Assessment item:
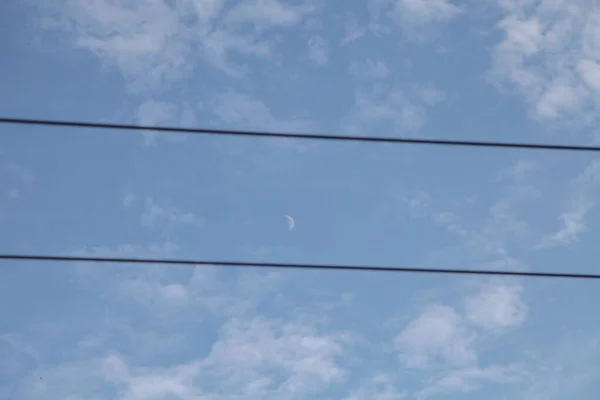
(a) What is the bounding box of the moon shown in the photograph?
[285,215,295,230]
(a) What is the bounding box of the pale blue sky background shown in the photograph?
[2,0,600,399]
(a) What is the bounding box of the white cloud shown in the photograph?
[393,278,529,397]
[162,283,188,300]
[369,0,462,40]
[19,354,204,400]
[535,82,585,119]
[122,193,136,209]
[394,304,477,368]
[307,35,329,65]
[5,163,33,183]
[48,0,193,92]
[578,59,600,91]
[402,190,432,217]
[141,197,202,228]
[499,160,537,182]
[38,0,316,91]
[344,374,407,400]
[413,83,447,105]
[417,364,525,398]
[421,160,539,268]
[17,314,352,400]
[226,0,315,27]
[432,211,468,236]
[391,0,462,26]
[490,1,600,121]
[137,99,176,126]
[76,324,188,362]
[67,241,181,290]
[342,83,445,134]
[70,246,284,318]
[0,334,41,374]
[136,99,194,146]
[538,159,600,248]
[341,14,366,46]
[117,278,189,306]
[521,336,600,400]
[349,59,389,79]
[465,281,527,332]
[71,242,180,259]
[213,90,315,132]
[211,90,318,154]
[203,317,350,396]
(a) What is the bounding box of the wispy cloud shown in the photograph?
[225,0,315,27]
[38,0,317,92]
[70,242,180,262]
[498,160,538,183]
[121,194,203,229]
[342,82,446,135]
[369,0,462,40]
[416,364,524,399]
[349,59,389,79]
[394,278,528,397]
[395,304,477,368]
[344,374,407,400]
[212,89,318,153]
[465,280,527,332]
[413,160,540,268]
[213,90,316,133]
[136,99,194,146]
[537,159,600,248]
[122,193,136,209]
[521,334,600,400]
[0,334,41,376]
[140,197,202,229]
[307,35,329,65]
[340,14,366,46]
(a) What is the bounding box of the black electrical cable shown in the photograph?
[2,117,600,152]
[1,254,599,280]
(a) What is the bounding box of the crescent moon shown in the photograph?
[285,215,295,230]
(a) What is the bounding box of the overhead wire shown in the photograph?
[2,117,600,152]
[1,116,599,280]
[1,254,599,280]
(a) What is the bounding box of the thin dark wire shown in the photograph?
[2,117,600,152]
[1,254,599,280]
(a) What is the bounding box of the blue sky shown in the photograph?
[2,0,600,398]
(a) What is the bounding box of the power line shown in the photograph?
[2,117,600,152]
[1,254,599,280]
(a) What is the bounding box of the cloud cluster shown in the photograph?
[349,59,390,79]
[212,90,316,133]
[8,249,355,399]
[38,0,316,91]
[342,82,446,135]
[20,316,351,400]
[491,0,600,122]
[7,2,600,400]
[122,194,203,230]
[369,0,462,40]
[307,35,329,65]
[395,280,527,397]
[537,159,600,248]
